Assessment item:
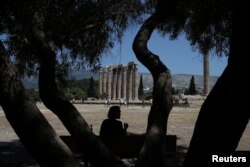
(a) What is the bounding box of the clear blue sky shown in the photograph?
[100,27,228,76]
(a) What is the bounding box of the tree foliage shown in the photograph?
[156,0,231,56]
[26,88,41,101]
[64,87,85,100]
[0,0,145,76]
[60,78,98,100]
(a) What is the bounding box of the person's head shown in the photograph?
[108,106,121,119]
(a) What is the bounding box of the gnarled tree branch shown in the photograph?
[31,12,125,167]
[132,1,178,167]
[184,4,249,166]
[0,41,80,167]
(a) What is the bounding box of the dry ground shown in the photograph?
[1,101,250,166]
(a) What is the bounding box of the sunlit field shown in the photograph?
[1,101,249,151]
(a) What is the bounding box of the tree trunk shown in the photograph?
[31,12,124,167]
[132,1,176,167]
[0,42,80,167]
[184,3,249,166]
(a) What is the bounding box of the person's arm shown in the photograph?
[123,122,129,134]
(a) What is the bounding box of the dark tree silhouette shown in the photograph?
[87,77,97,98]
[0,42,80,167]
[187,76,196,95]
[133,0,249,167]
[138,75,144,100]
[0,1,145,167]
[132,1,175,166]
[1,1,248,167]
[184,2,249,166]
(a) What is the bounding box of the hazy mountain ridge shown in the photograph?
[23,70,219,90]
[140,73,219,91]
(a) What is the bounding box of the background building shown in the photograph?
[99,62,138,101]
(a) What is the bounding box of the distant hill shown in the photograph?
[172,74,219,89]
[23,70,219,91]
[140,73,219,92]
[22,70,98,89]
[68,70,99,80]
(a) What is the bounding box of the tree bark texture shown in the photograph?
[184,3,249,166]
[31,12,124,167]
[0,42,80,167]
[132,1,177,167]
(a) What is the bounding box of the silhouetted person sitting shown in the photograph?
[100,106,128,136]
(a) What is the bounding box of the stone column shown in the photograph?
[126,65,130,100]
[121,66,127,99]
[99,68,103,99]
[112,67,117,100]
[102,68,107,96]
[117,65,122,99]
[133,63,138,100]
[127,63,133,101]
[107,66,112,99]
[131,63,135,100]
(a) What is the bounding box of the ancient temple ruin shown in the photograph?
[99,62,138,101]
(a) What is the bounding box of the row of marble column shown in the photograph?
[99,62,138,101]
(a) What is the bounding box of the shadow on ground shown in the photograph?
[0,140,187,167]
[0,140,38,167]
[164,145,187,167]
